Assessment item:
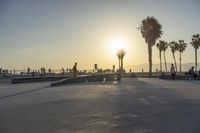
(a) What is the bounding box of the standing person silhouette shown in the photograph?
[170,64,176,79]
[190,66,197,79]
[72,62,78,77]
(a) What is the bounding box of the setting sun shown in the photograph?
[110,37,129,54]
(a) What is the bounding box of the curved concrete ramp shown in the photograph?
[50,73,121,87]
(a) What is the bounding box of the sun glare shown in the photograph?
[110,38,128,54]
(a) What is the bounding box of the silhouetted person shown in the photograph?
[62,68,65,73]
[32,71,35,77]
[156,68,158,72]
[170,64,176,79]
[72,62,78,77]
[131,72,136,78]
[61,68,65,76]
[27,67,30,74]
[190,66,197,80]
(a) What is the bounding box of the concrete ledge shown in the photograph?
[158,74,200,80]
[11,76,70,84]
[50,73,121,87]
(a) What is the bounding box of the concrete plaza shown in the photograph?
[0,78,200,133]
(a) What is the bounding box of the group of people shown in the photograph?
[170,64,199,80]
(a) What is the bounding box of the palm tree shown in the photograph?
[156,40,168,72]
[156,41,164,72]
[191,34,200,72]
[169,41,179,71]
[116,49,126,74]
[117,54,121,73]
[116,51,121,73]
[177,40,187,72]
[138,16,162,76]
[162,41,168,72]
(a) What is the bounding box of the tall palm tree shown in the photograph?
[156,41,164,72]
[162,41,168,72]
[191,34,200,72]
[156,40,168,72]
[116,52,121,72]
[177,40,187,72]
[138,16,162,76]
[116,49,126,74]
[169,41,179,71]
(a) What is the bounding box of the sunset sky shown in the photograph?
[1,0,200,71]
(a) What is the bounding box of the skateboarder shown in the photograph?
[73,62,78,77]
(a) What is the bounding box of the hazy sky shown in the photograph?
[1,0,200,70]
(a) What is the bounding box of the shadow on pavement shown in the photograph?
[0,86,49,100]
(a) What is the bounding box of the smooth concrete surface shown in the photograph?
[0,78,200,133]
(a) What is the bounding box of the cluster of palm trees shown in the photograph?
[139,16,200,76]
[116,49,126,74]
[156,40,168,72]
[156,40,187,73]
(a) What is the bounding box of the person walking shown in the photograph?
[190,66,197,80]
[72,62,78,77]
[170,64,176,79]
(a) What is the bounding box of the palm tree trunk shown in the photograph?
[195,49,197,73]
[172,52,177,72]
[121,58,123,73]
[179,52,181,72]
[148,45,152,76]
[159,50,162,72]
[164,51,167,72]
[118,58,121,72]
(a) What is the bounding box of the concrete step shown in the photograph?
[50,73,121,87]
